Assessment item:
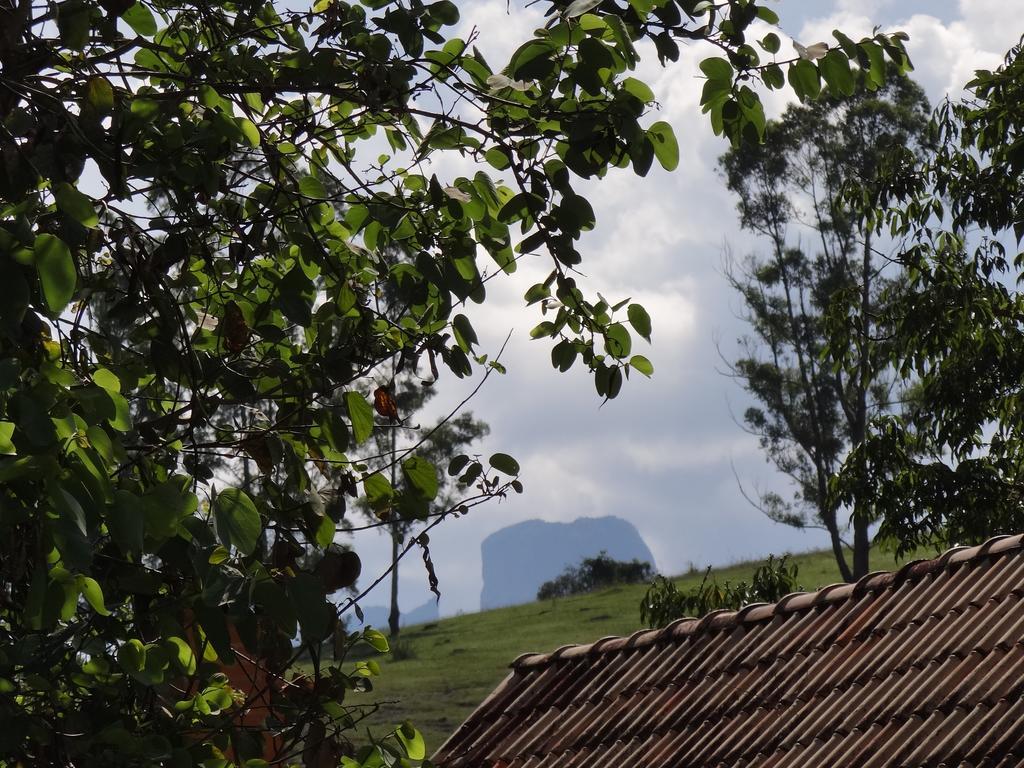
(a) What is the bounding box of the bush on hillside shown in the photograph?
[537,552,655,600]
[640,554,802,627]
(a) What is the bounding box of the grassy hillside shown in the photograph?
[337,546,923,752]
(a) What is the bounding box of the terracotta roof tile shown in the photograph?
[434,535,1024,767]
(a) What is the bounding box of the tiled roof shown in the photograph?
[433,534,1024,768]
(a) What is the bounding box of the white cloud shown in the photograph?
[957,0,1024,53]
[623,434,760,473]
[799,3,1023,102]
[455,1,546,70]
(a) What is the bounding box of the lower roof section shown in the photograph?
[433,534,1024,768]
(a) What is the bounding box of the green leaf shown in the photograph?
[489,452,520,475]
[498,191,542,224]
[402,456,439,500]
[34,234,77,314]
[565,0,600,17]
[254,579,298,637]
[397,723,426,760]
[57,0,91,50]
[48,572,79,622]
[363,627,390,652]
[92,367,120,393]
[647,121,679,172]
[86,77,115,113]
[193,606,235,664]
[165,637,197,675]
[213,487,261,555]
[314,514,335,549]
[763,64,785,90]
[86,424,113,464]
[238,118,260,147]
[345,391,374,444]
[277,265,315,326]
[77,576,110,616]
[122,2,157,36]
[699,57,733,82]
[629,354,654,377]
[760,33,781,54]
[448,454,470,476]
[0,422,15,456]
[524,282,551,304]
[139,643,170,685]
[627,303,652,342]
[530,321,556,339]
[820,49,855,96]
[788,59,821,100]
[607,365,623,399]
[831,29,858,57]
[557,194,596,233]
[484,148,510,170]
[199,85,222,110]
[54,183,98,227]
[551,339,576,372]
[118,639,147,672]
[108,490,144,559]
[299,176,327,199]
[287,573,333,642]
[622,77,654,103]
[363,473,394,511]
[860,41,887,88]
[452,313,478,352]
[604,322,631,358]
[142,479,197,542]
[106,390,132,432]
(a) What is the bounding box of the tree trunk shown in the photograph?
[853,515,870,579]
[388,418,400,637]
[388,526,400,637]
[773,231,851,582]
[825,505,853,582]
[850,228,873,580]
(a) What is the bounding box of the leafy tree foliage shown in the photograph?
[720,70,930,580]
[536,550,653,599]
[0,0,909,763]
[834,40,1024,554]
[640,554,800,627]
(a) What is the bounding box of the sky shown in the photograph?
[350,0,1024,619]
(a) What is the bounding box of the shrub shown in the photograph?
[390,637,418,662]
[640,555,801,627]
[537,552,655,600]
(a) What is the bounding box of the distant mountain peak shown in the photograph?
[480,516,656,610]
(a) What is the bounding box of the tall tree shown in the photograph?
[721,69,930,580]
[834,40,1024,553]
[352,245,490,636]
[359,373,489,637]
[0,0,910,762]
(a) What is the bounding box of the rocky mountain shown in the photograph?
[354,599,440,631]
[479,516,656,610]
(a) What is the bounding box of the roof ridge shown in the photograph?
[510,534,1024,670]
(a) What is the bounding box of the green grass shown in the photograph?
[335,545,925,752]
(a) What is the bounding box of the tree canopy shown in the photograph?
[0,0,910,764]
[721,69,931,580]
[834,39,1024,555]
